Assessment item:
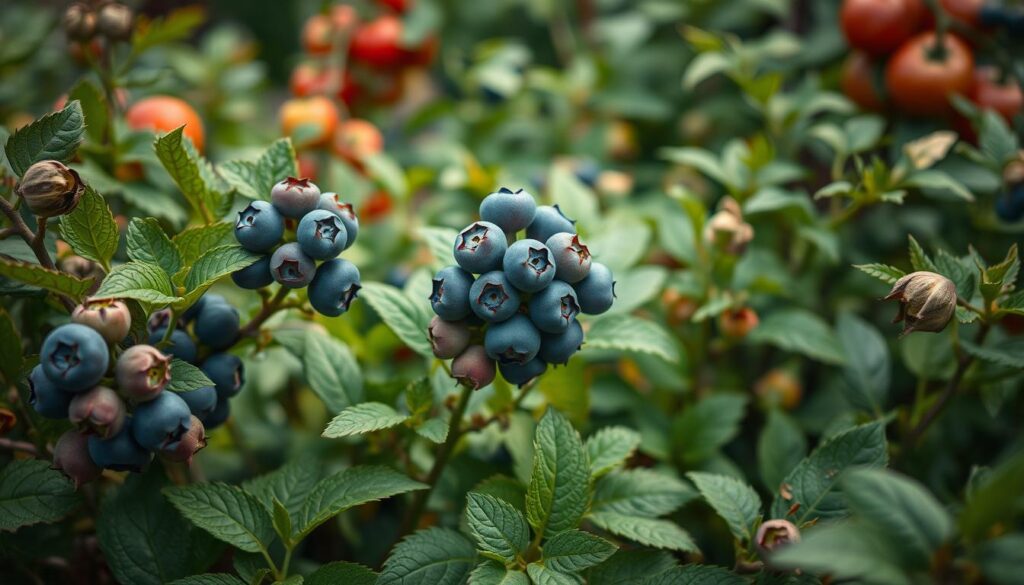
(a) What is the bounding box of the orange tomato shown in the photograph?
[755,370,803,410]
[302,14,334,55]
[350,16,405,68]
[360,190,393,222]
[290,63,329,97]
[332,119,384,166]
[126,96,206,153]
[841,52,886,111]
[279,96,340,148]
[719,307,759,339]
[885,32,973,116]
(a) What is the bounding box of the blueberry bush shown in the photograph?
[1,1,1024,584]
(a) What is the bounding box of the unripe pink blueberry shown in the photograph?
[52,430,102,488]
[72,299,132,344]
[428,316,472,359]
[161,415,207,465]
[755,519,800,560]
[545,232,592,284]
[116,345,171,401]
[270,176,321,219]
[451,345,496,390]
[68,386,126,439]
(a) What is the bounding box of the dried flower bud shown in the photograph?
[17,161,84,218]
[52,430,102,488]
[72,299,132,344]
[63,3,97,42]
[719,307,759,339]
[756,519,800,558]
[904,131,957,170]
[116,345,171,401]
[59,255,104,281]
[96,2,133,41]
[884,271,957,335]
[704,197,753,255]
[755,369,802,410]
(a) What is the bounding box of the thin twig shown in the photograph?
[0,197,75,311]
[0,437,40,456]
[239,287,290,338]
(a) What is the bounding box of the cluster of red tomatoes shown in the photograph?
[839,0,1021,125]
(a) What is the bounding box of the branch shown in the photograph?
[0,196,76,311]
[0,437,40,456]
[239,287,290,338]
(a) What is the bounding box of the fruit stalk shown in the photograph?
[0,195,75,311]
[239,286,290,339]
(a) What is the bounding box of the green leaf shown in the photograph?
[5,101,85,176]
[378,527,477,585]
[67,79,109,143]
[0,460,79,532]
[0,256,93,301]
[903,169,975,201]
[748,308,846,365]
[836,312,890,413]
[360,281,434,359]
[960,452,1024,542]
[219,138,298,201]
[169,575,246,585]
[242,455,321,521]
[586,426,641,478]
[907,235,938,273]
[416,226,459,268]
[541,530,617,573]
[960,339,1024,369]
[660,147,730,187]
[687,472,761,544]
[168,359,215,393]
[526,408,590,538]
[644,564,748,585]
[770,421,889,523]
[132,6,206,53]
[364,153,408,199]
[0,309,23,385]
[589,512,698,552]
[416,418,449,443]
[92,261,180,306]
[466,492,529,564]
[306,562,378,585]
[586,549,679,585]
[768,520,911,585]
[271,498,292,545]
[757,409,807,492]
[276,328,363,413]
[526,563,582,585]
[183,245,259,294]
[127,217,181,277]
[585,315,679,363]
[60,187,119,270]
[548,165,599,230]
[978,109,1019,164]
[854,263,906,285]
[842,468,952,567]
[172,222,235,265]
[163,483,275,553]
[322,402,409,438]
[295,466,426,540]
[469,561,529,585]
[972,534,1024,585]
[155,126,228,220]
[672,393,747,465]
[591,469,697,517]
[683,51,733,90]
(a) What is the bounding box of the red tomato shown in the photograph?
[942,0,985,28]
[350,16,405,68]
[332,119,384,166]
[841,0,926,56]
[970,66,1023,122]
[885,32,974,116]
[841,52,886,110]
[290,63,328,97]
[330,5,359,30]
[378,0,413,13]
[126,96,206,153]
[302,14,334,56]
[406,36,438,67]
[297,153,319,181]
[361,190,393,222]
[279,96,340,148]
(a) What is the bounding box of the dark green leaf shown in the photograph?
[0,460,79,532]
[585,315,679,363]
[542,529,617,573]
[466,492,529,564]
[127,217,181,277]
[306,562,378,585]
[853,263,906,285]
[59,185,119,269]
[172,222,235,265]
[836,312,890,412]
[168,359,215,393]
[526,408,590,537]
[92,261,179,306]
[591,469,697,517]
[378,527,477,585]
[155,126,228,221]
[672,393,747,465]
[586,426,641,478]
[5,101,84,176]
[0,309,22,385]
[0,256,93,300]
[757,409,807,492]
[322,402,409,438]
[242,454,321,520]
[360,281,434,359]
[163,483,275,553]
[749,309,846,365]
[589,513,698,552]
[687,472,762,544]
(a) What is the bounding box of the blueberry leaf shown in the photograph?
[0,256,93,302]
[220,138,298,201]
[588,512,698,552]
[275,328,363,413]
[0,459,79,532]
[92,261,180,307]
[377,527,477,585]
[172,221,235,265]
[168,359,215,393]
[168,575,246,585]
[154,126,230,221]
[586,426,641,478]
[584,315,679,363]
[469,561,529,585]
[59,185,119,270]
[305,562,378,585]
[748,308,846,365]
[127,217,182,277]
[163,483,275,553]
[465,492,529,564]
[359,281,434,359]
[526,408,590,538]
[686,472,762,544]
[591,469,697,517]
[541,529,617,573]
[322,402,409,439]
[242,453,321,520]
[4,101,84,177]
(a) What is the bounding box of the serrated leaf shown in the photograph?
[0,460,79,532]
[416,226,459,268]
[305,562,377,585]
[59,185,119,269]
[290,328,364,412]
[378,527,477,585]
[127,218,181,276]
[586,426,641,478]
[526,408,590,538]
[242,454,321,520]
[748,309,846,365]
[586,549,679,585]
[542,529,617,573]
[169,575,246,585]
[585,315,679,363]
[271,498,291,545]
[360,281,434,359]
[416,418,449,443]
[172,222,235,265]
[219,138,298,201]
[836,312,890,413]
[183,245,258,293]
[589,513,698,552]
[672,393,747,465]
[5,101,84,176]
[526,563,582,585]
[470,561,529,585]
[132,6,205,54]
[758,409,807,493]
[768,520,910,585]
[0,256,93,300]
[68,79,109,143]
[155,126,228,221]
[163,483,275,553]
[644,564,747,585]
[959,339,1024,369]
[168,359,214,393]
[854,263,906,285]
[322,402,409,438]
[591,469,697,517]
[687,472,762,544]
[92,261,179,306]
[908,235,938,273]
[466,492,529,564]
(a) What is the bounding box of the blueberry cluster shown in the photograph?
[428,188,615,389]
[28,300,208,487]
[232,177,362,317]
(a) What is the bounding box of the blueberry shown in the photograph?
[181,295,207,322]
[88,421,152,472]
[234,200,285,252]
[318,192,359,249]
[68,386,126,439]
[502,239,555,292]
[162,415,207,464]
[175,386,218,420]
[499,357,547,387]
[484,314,541,365]
[28,365,72,419]
[148,308,176,332]
[546,232,592,283]
[40,323,110,393]
[574,262,615,315]
[454,221,508,274]
[430,266,475,320]
[428,316,471,359]
[451,345,496,390]
[71,299,131,344]
[297,209,348,260]
[538,320,583,365]
[526,205,575,242]
[194,300,240,350]
[270,242,316,288]
[148,328,198,363]
[309,258,361,317]
[574,159,600,187]
[528,281,580,334]
[270,176,321,219]
[231,254,275,289]
[132,390,192,451]
[116,345,172,402]
[203,397,231,429]
[53,430,101,487]
[479,187,538,233]
[202,353,244,399]
[995,188,1024,222]
[469,271,521,323]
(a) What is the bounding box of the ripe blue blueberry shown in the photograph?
[451,345,496,390]
[309,258,361,317]
[69,386,126,439]
[203,396,231,429]
[149,328,198,363]
[573,262,615,315]
[270,242,316,288]
[469,271,521,323]
[176,386,218,420]
[546,232,592,283]
[40,323,110,393]
[194,300,240,350]
[479,187,537,233]
[484,314,541,365]
[454,221,508,274]
[526,205,575,242]
[234,200,285,252]
[318,192,359,249]
[428,316,471,359]
[297,209,348,260]
[182,294,223,322]
[53,430,101,487]
[270,176,321,219]
[87,421,152,472]
[430,265,474,320]
[28,365,72,419]
[202,353,245,399]
[528,281,580,334]
[502,239,555,292]
[499,357,547,387]
[995,188,1024,222]
[538,320,584,365]
[131,390,192,451]
[232,254,275,289]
